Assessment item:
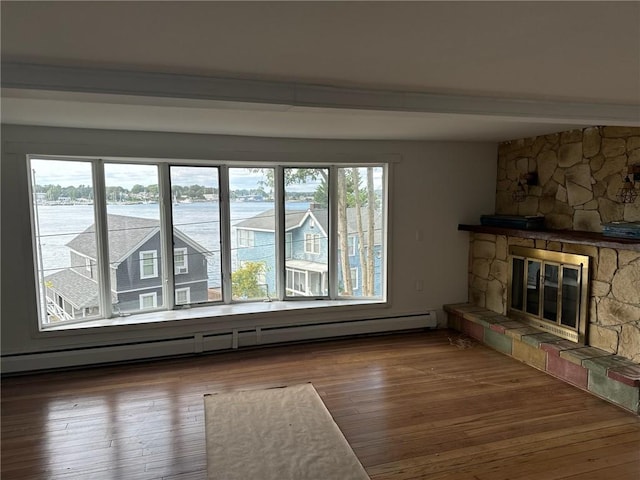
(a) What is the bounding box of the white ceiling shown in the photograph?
[1,1,639,142]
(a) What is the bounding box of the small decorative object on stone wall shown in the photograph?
[617,164,640,203]
[512,171,537,203]
[512,179,527,202]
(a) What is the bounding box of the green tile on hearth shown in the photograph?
[484,328,512,355]
[505,326,542,340]
[588,370,640,414]
[560,347,611,366]
[583,355,636,376]
[521,332,562,348]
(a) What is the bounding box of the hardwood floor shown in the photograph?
[2,330,639,479]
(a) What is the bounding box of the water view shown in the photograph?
[35,201,309,288]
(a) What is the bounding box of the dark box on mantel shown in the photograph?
[602,221,640,239]
[480,215,545,230]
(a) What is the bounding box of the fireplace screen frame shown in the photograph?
[508,246,590,344]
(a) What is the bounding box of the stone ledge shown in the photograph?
[443,303,640,414]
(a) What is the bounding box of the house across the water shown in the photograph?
[234,206,383,298]
[44,214,210,321]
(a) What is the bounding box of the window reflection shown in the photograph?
[526,260,540,315]
[543,264,559,322]
[511,258,524,310]
[561,268,579,328]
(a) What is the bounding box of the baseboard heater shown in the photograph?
[1,312,437,374]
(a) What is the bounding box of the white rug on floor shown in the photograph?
[204,383,370,480]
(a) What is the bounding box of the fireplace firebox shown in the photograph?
[508,247,590,344]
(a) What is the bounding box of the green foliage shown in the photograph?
[344,169,368,207]
[232,261,268,299]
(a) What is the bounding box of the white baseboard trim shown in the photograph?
[1,312,437,374]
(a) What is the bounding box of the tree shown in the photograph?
[352,168,369,295]
[232,261,267,299]
[146,184,159,199]
[337,169,353,295]
[366,167,376,294]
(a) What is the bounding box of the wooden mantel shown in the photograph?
[458,224,640,252]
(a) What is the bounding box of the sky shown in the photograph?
[30,158,383,193]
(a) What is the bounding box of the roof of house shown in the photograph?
[44,269,116,309]
[67,214,209,263]
[234,209,329,233]
[235,207,382,244]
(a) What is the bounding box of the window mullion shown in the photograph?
[92,159,112,319]
[158,163,175,310]
[219,166,232,303]
[328,166,338,299]
[275,166,285,300]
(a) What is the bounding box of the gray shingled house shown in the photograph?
[44,214,210,321]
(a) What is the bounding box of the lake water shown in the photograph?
[34,201,309,286]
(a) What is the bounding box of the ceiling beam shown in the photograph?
[3,62,639,126]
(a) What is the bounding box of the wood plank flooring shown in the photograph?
[2,330,639,479]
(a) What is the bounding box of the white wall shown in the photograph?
[0,125,496,368]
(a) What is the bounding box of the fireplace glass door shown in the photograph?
[508,247,589,344]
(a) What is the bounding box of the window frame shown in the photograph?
[350,267,359,290]
[139,292,158,310]
[139,250,159,280]
[348,235,357,257]
[285,232,293,259]
[304,233,321,255]
[174,247,188,275]
[237,229,255,248]
[175,287,190,305]
[28,156,389,329]
[285,268,308,296]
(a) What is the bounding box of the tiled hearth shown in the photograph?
[444,303,640,414]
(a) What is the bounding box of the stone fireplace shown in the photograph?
[446,126,640,414]
[471,126,640,361]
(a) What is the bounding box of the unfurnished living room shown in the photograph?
[1,2,639,479]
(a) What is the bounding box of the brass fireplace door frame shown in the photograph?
[508,246,590,344]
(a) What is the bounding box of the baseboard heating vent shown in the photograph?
[2,312,438,373]
[233,312,438,348]
[1,337,195,374]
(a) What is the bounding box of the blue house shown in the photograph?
[234,207,382,298]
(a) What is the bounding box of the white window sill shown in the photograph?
[40,298,387,333]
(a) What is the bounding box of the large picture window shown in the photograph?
[29,158,387,329]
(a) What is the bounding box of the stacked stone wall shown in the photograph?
[496,126,640,230]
